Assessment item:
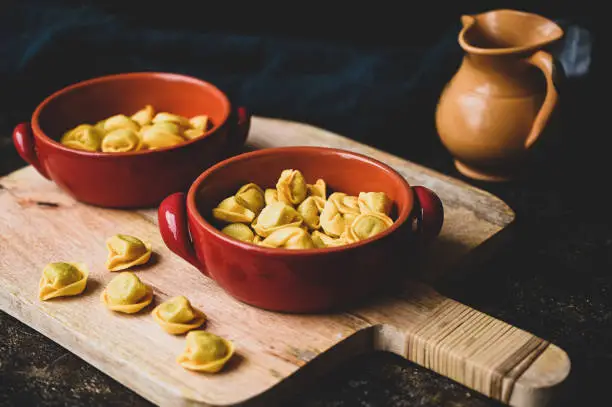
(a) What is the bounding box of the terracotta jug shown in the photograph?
[435,9,564,181]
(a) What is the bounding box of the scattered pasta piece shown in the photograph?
[105,234,152,271]
[101,271,153,313]
[177,331,235,373]
[152,295,206,335]
[39,262,89,301]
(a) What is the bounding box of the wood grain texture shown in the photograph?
[0,116,569,407]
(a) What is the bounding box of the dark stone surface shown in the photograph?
[0,1,603,407]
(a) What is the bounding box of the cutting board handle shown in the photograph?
[373,287,571,406]
[158,192,208,275]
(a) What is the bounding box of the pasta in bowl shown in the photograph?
[210,168,397,249]
[60,105,213,153]
[12,72,251,208]
[158,146,444,313]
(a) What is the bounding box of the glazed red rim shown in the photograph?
[30,72,231,157]
[186,146,415,255]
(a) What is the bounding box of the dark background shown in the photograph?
[0,1,604,406]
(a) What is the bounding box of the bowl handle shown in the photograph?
[411,186,444,242]
[227,106,251,150]
[12,122,51,180]
[158,192,209,276]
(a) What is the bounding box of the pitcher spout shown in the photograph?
[461,15,476,29]
[459,9,564,55]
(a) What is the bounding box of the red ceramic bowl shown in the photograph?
[12,72,251,208]
[158,146,444,313]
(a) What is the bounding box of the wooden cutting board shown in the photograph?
[0,116,570,407]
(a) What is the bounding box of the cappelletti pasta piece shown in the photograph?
[152,295,206,335]
[358,192,392,215]
[213,197,256,224]
[328,192,360,215]
[131,104,155,126]
[177,331,235,373]
[38,262,89,301]
[94,119,107,133]
[251,201,302,237]
[102,128,142,153]
[140,123,185,149]
[276,169,308,206]
[345,212,394,243]
[60,124,103,152]
[105,234,152,271]
[260,226,315,249]
[307,179,326,199]
[146,121,182,136]
[104,114,140,132]
[311,231,348,248]
[189,115,209,130]
[152,112,191,128]
[297,196,325,230]
[221,223,255,243]
[264,188,279,205]
[319,192,361,236]
[183,128,205,140]
[319,199,355,237]
[234,183,265,215]
[101,271,153,314]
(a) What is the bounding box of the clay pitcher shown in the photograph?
[435,9,564,181]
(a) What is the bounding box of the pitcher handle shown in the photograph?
[524,50,558,149]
